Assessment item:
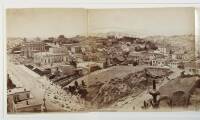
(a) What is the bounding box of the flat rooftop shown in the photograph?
[8,87,30,95]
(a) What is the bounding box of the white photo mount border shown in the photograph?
[1,1,200,120]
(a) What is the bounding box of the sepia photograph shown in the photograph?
[6,7,200,113]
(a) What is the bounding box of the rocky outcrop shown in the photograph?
[92,69,171,108]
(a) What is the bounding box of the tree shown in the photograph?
[150,43,158,50]
[81,80,86,87]
[68,86,72,94]
[54,67,60,76]
[78,88,88,98]
[69,86,76,95]
[135,46,142,51]
[58,35,65,39]
[70,60,77,68]
[144,45,148,51]
[169,50,174,54]
[178,62,184,69]
[132,61,138,66]
[74,81,79,88]
[181,71,185,77]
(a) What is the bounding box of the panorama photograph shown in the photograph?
[6,8,200,112]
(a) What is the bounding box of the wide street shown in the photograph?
[7,57,64,112]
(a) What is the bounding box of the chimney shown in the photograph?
[24,88,26,91]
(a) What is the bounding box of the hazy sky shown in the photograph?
[196,8,200,53]
[88,8,195,37]
[7,8,88,38]
[7,8,195,38]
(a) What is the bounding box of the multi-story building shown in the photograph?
[21,41,46,58]
[49,47,68,54]
[158,47,167,55]
[151,58,167,67]
[61,43,90,53]
[8,87,31,104]
[33,52,68,65]
[167,60,180,68]
[7,87,43,112]
[128,51,165,65]
[77,61,104,73]
[71,46,82,53]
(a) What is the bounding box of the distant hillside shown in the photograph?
[7,37,23,41]
[90,32,195,48]
[91,31,141,38]
[143,34,195,48]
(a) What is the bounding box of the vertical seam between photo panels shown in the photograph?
[2,4,6,119]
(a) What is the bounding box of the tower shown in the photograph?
[149,80,160,108]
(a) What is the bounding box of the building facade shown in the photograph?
[7,87,43,112]
[49,47,68,54]
[21,41,46,58]
[33,52,68,65]
[151,58,167,67]
[8,87,31,104]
